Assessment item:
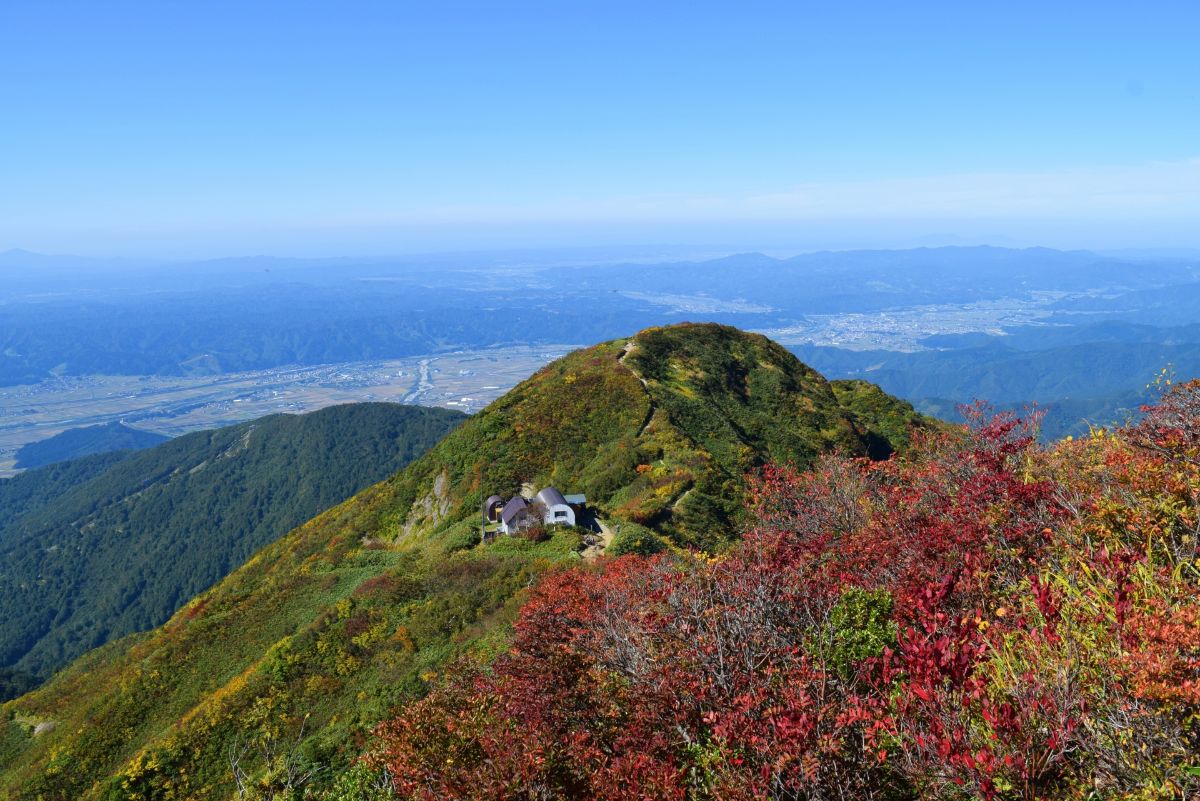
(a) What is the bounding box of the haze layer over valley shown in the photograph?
[4,244,1199,473]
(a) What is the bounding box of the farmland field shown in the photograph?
[0,344,573,477]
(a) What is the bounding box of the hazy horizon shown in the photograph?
[6,225,1200,264]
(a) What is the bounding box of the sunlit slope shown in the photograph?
[0,323,933,800]
[381,323,924,549]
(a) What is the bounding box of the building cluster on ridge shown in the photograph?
[482,486,587,539]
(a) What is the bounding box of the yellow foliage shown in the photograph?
[392,625,416,653]
[351,619,391,650]
[335,652,361,676]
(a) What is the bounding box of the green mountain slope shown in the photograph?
[0,403,464,689]
[0,324,933,800]
[383,323,927,552]
[0,452,132,532]
[13,422,170,469]
[831,378,936,456]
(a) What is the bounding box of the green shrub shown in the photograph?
[441,526,479,554]
[318,761,395,800]
[828,587,896,679]
[607,523,666,557]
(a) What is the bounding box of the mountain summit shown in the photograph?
[385,322,929,550]
[0,323,932,799]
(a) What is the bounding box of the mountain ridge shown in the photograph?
[13,421,169,469]
[0,323,936,799]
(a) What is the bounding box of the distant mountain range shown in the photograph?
[2,245,1196,384]
[4,244,1200,446]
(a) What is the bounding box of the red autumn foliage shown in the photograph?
[370,389,1200,800]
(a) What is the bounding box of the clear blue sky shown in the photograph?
[2,1,1198,256]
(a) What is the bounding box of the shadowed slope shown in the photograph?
[0,403,464,687]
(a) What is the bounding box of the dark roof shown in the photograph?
[483,494,504,521]
[500,496,528,525]
[535,487,568,508]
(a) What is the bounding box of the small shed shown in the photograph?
[483,494,504,523]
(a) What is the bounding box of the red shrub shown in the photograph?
[371,400,1200,799]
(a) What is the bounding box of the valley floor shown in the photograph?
[0,345,575,477]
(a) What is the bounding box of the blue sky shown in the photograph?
[1,1,1198,256]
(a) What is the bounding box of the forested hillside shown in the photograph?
[0,324,931,799]
[0,452,130,532]
[0,403,464,690]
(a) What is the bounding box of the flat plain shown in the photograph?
[0,344,573,477]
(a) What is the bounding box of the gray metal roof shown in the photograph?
[563,493,587,505]
[535,487,568,508]
[500,496,528,525]
[483,494,504,521]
